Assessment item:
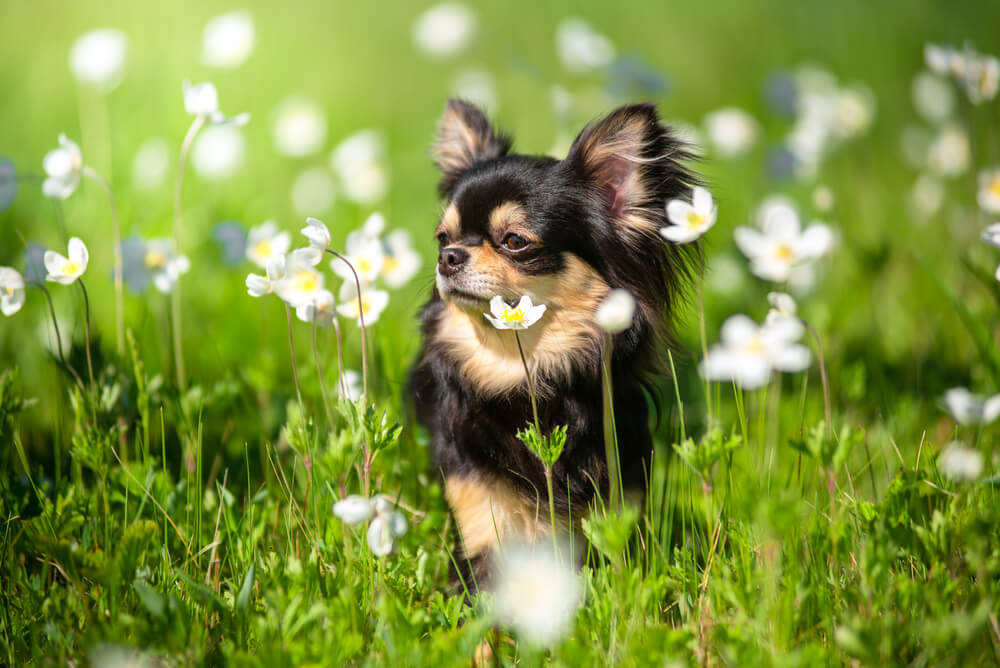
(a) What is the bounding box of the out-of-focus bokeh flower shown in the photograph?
[556,17,614,74]
[451,68,497,113]
[909,174,945,222]
[938,442,984,482]
[295,289,337,327]
[367,496,408,556]
[69,28,127,92]
[273,96,327,157]
[703,107,758,158]
[595,289,635,334]
[123,237,189,294]
[495,543,582,647]
[192,124,247,180]
[911,71,955,124]
[812,184,834,213]
[701,314,810,390]
[246,222,291,269]
[42,134,83,199]
[942,387,1000,426]
[212,222,248,265]
[337,280,389,325]
[330,130,388,205]
[274,250,325,307]
[183,81,249,126]
[333,494,376,524]
[291,168,336,215]
[0,267,26,316]
[925,43,966,78]
[132,137,170,190]
[331,232,385,284]
[977,167,1000,213]
[44,237,89,285]
[412,3,476,59]
[962,53,999,104]
[926,124,970,178]
[301,217,331,251]
[202,10,255,70]
[381,230,422,288]
[339,369,362,401]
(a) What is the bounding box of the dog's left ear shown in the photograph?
[566,104,688,223]
[432,99,511,197]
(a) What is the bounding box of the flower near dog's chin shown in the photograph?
[301,217,331,251]
[495,543,583,647]
[246,221,291,269]
[977,168,1000,214]
[42,134,83,200]
[337,280,389,325]
[942,387,1000,426]
[937,442,983,482]
[595,289,635,334]
[484,295,546,330]
[700,314,810,390]
[69,28,127,92]
[246,256,287,298]
[661,186,717,244]
[381,230,422,288]
[0,267,26,316]
[273,251,325,307]
[44,237,89,285]
[295,289,336,327]
[333,495,375,524]
[734,198,833,283]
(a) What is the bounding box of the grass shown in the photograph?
[2,0,1000,664]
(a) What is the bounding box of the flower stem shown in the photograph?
[78,280,98,426]
[41,286,85,391]
[697,263,713,425]
[285,303,304,409]
[331,313,347,399]
[600,332,623,510]
[324,249,368,402]
[171,115,206,390]
[312,316,334,428]
[804,321,833,436]
[514,331,540,433]
[82,166,124,356]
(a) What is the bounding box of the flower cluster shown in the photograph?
[701,311,811,390]
[925,43,999,105]
[332,494,408,556]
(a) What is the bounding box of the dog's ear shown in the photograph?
[432,99,511,196]
[566,104,690,225]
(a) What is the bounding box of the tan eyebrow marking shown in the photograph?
[488,201,533,240]
[437,202,461,240]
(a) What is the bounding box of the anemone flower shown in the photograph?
[0,267,26,316]
[44,237,89,285]
[484,295,546,330]
[661,186,717,244]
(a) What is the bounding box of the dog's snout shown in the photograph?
[438,247,469,277]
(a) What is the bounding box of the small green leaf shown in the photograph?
[236,562,255,618]
[134,581,165,620]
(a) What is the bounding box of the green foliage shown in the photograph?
[516,422,567,469]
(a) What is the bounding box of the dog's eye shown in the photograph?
[502,233,530,252]
[436,232,448,246]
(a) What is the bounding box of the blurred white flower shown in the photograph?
[191,124,247,180]
[701,314,811,390]
[339,369,362,401]
[900,124,932,170]
[132,137,170,191]
[942,387,1000,425]
[183,80,249,126]
[812,185,834,213]
[246,222,291,269]
[834,84,876,139]
[977,168,1000,213]
[412,3,476,59]
[451,68,498,113]
[333,494,375,524]
[291,168,337,215]
[295,289,337,327]
[360,211,387,238]
[202,10,255,70]
[925,43,966,78]
[911,72,955,124]
[661,186,717,244]
[302,217,331,251]
[556,17,615,74]
[69,28,127,92]
[963,53,999,105]
[273,96,327,157]
[367,504,408,556]
[595,289,635,334]
[734,199,833,283]
[0,267,26,316]
[704,108,758,158]
[981,222,1000,248]
[926,124,970,178]
[495,544,582,647]
[337,280,389,325]
[330,130,388,205]
[274,250,325,307]
[381,230,422,288]
[88,643,151,668]
[484,295,546,330]
[142,238,190,294]
[42,134,83,200]
[938,442,984,482]
[44,237,89,285]
[765,291,797,323]
[909,173,945,222]
[331,232,385,284]
[246,255,287,297]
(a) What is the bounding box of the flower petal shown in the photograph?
[44,251,67,277]
[733,227,768,259]
[719,314,758,345]
[797,223,834,259]
[692,186,713,213]
[660,225,700,244]
[68,237,89,268]
[665,200,692,226]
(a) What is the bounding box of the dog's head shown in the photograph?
[428,99,699,395]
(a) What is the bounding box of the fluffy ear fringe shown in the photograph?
[432,99,511,196]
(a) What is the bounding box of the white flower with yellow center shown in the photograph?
[273,250,325,308]
[734,198,833,283]
[142,238,190,294]
[331,232,385,284]
[246,255,287,298]
[44,237,89,285]
[296,289,337,327]
[42,134,83,200]
[484,295,546,330]
[963,54,999,105]
[0,267,26,316]
[246,221,291,269]
[495,543,582,647]
[381,230,422,288]
[337,280,389,325]
[661,186,717,244]
[977,168,1000,214]
[700,314,810,390]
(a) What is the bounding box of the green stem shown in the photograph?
[78,280,98,427]
[514,331,540,432]
[41,286,85,391]
[544,466,559,558]
[600,332,622,510]
[285,303,304,409]
[323,249,369,402]
[312,315,334,428]
[82,165,124,356]
[697,263,712,425]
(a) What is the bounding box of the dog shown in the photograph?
[411,99,699,591]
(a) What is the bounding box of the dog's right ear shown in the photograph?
[432,99,511,196]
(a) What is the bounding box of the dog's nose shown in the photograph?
[438,247,469,277]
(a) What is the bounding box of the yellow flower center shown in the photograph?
[744,337,765,356]
[685,211,706,229]
[773,243,795,262]
[383,256,399,273]
[62,261,80,276]
[293,270,318,293]
[253,240,272,259]
[989,175,1000,198]
[358,257,373,275]
[501,308,525,323]
[144,250,167,268]
[4,286,12,294]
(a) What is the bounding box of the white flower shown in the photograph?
[69,28,127,92]
[412,3,476,59]
[273,250,325,307]
[926,124,970,178]
[273,96,327,157]
[183,80,220,117]
[202,11,255,70]
[132,137,170,190]
[330,130,388,205]
[595,289,635,334]
[833,84,875,138]
[337,280,389,325]
[191,124,247,180]
[291,168,336,215]
[700,314,811,390]
[911,72,954,124]
[556,17,615,74]
[765,291,797,325]
[44,237,89,285]
[42,134,83,200]
[296,289,337,327]
[942,387,1000,426]
[141,239,190,294]
[925,43,966,78]
[246,255,287,298]
[909,173,945,221]
[811,185,834,213]
[982,223,1000,249]
[938,442,984,482]
[734,199,833,282]
[360,212,387,239]
[367,507,408,556]
[661,186,717,244]
[495,544,582,647]
[381,230,422,288]
[964,54,999,105]
[977,168,1000,214]
[704,108,758,158]
[451,68,498,113]
[246,222,291,269]
[301,217,331,251]
[339,370,362,401]
[333,495,375,524]
[331,233,385,284]
[484,295,546,330]
[0,267,26,316]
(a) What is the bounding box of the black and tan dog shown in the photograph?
[411,99,698,591]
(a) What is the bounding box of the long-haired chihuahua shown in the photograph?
[411,99,699,591]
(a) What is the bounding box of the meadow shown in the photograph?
[2,0,1000,665]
